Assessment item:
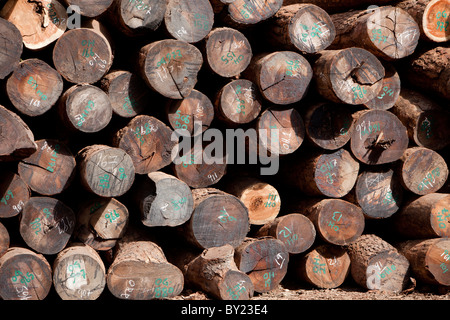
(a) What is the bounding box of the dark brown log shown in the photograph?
[0,247,52,300]
[6,58,64,117]
[0,171,31,218]
[0,105,37,162]
[0,0,67,50]
[282,0,394,14]
[183,188,249,249]
[256,214,316,254]
[390,88,450,151]
[350,110,409,165]
[267,4,336,54]
[113,115,176,174]
[293,244,351,289]
[397,238,450,286]
[234,237,289,293]
[52,243,107,300]
[330,6,420,60]
[75,197,129,251]
[363,63,401,110]
[224,0,283,28]
[214,79,262,127]
[243,51,313,105]
[0,222,9,257]
[138,39,203,99]
[0,17,22,79]
[398,147,449,196]
[204,27,252,78]
[18,139,76,196]
[393,193,450,239]
[19,196,76,255]
[64,0,113,18]
[77,144,136,197]
[53,27,114,84]
[347,234,410,292]
[313,48,385,105]
[100,70,152,118]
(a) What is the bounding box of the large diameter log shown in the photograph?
[77,144,135,197]
[53,243,106,300]
[347,234,410,292]
[6,59,64,117]
[138,39,203,99]
[363,63,401,111]
[225,0,283,27]
[164,0,214,43]
[18,139,76,196]
[397,238,450,286]
[0,247,52,300]
[0,106,37,162]
[313,48,385,105]
[183,188,249,249]
[0,17,22,79]
[1,0,67,50]
[350,110,409,165]
[0,222,9,257]
[243,51,312,105]
[113,115,176,174]
[0,171,31,218]
[256,214,316,254]
[267,4,336,54]
[330,6,420,61]
[282,0,394,14]
[234,237,289,293]
[75,197,129,251]
[390,88,450,151]
[64,0,113,17]
[398,147,449,196]
[53,27,113,84]
[393,193,450,239]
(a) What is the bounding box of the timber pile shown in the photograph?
[0,0,449,301]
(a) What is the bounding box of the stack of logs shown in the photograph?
[0,0,449,300]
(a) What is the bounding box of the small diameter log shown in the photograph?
[64,0,113,18]
[0,105,37,162]
[0,17,22,79]
[234,237,289,293]
[303,102,355,151]
[19,197,76,255]
[183,244,255,300]
[363,63,401,111]
[294,244,351,289]
[0,171,31,218]
[77,144,135,197]
[0,247,52,300]
[225,0,283,28]
[243,51,312,105]
[393,193,450,239]
[101,70,152,118]
[330,6,420,61]
[282,0,394,14]
[284,149,359,198]
[353,168,403,219]
[183,188,249,249]
[6,59,64,117]
[347,234,410,292]
[58,84,113,133]
[134,172,194,227]
[267,4,336,54]
[398,147,449,196]
[107,239,184,300]
[53,243,107,300]
[18,139,76,196]
[223,177,280,225]
[166,89,215,136]
[256,214,316,254]
[0,222,9,257]
[397,238,450,286]
[313,48,385,105]
[138,39,203,99]
[350,110,409,165]
[205,27,252,78]
[113,115,176,174]
[75,197,129,251]
[0,0,67,50]
[390,88,450,151]
[53,27,113,84]
[164,0,214,43]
